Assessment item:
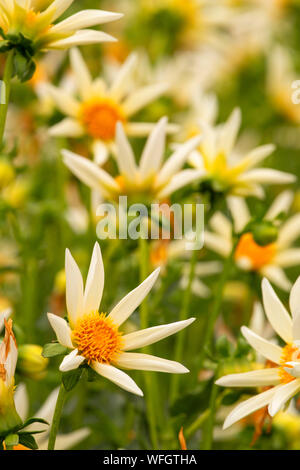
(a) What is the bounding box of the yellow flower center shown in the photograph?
[72,312,123,364]
[234,233,276,271]
[279,344,300,384]
[80,99,126,141]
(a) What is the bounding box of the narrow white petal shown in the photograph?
[260,265,291,292]
[122,318,195,351]
[49,30,117,49]
[51,10,123,34]
[115,352,189,374]
[209,212,232,240]
[122,83,168,117]
[92,141,109,166]
[49,118,84,137]
[110,53,137,101]
[14,384,29,422]
[278,214,300,248]
[223,386,280,429]
[265,190,293,221]
[62,149,120,195]
[262,278,293,343]
[268,380,300,416]
[115,122,137,181]
[284,362,300,378]
[216,368,280,387]
[249,302,265,336]
[92,362,143,396]
[43,84,79,117]
[242,144,275,170]
[290,275,300,319]
[240,168,296,184]
[83,242,104,314]
[275,249,300,267]
[0,308,11,333]
[47,313,73,349]
[65,248,84,326]
[227,196,250,234]
[139,117,167,181]
[59,349,85,372]
[44,0,74,22]
[155,135,202,188]
[108,268,160,326]
[219,108,241,155]
[156,169,204,199]
[241,326,283,364]
[69,48,92,100]
[53,428,90,450]
[204,231,232,257]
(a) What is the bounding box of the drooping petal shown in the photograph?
[260,265,291,292]
[65,248,84,326]
[83,242,104,314]
[50,428,90,451]
[209,212,232,240]
[241,326,282,364]
[114,352,189,373]
[59,349,85,372]
[227,196,250,234]
[108,268,160,326]
[122,318,195,351]
[47,313,73,349]
[204,231,232,257]
[216,368,280,387]
[261,278,293,343]
[268,380,300,417]
[223,386,280,429]
[92,362,143,396]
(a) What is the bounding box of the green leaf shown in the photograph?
[13,52,36,82]
[19,417,49,430]
[18,433,38,450]
[5,434,19,447]
[62,367,82,391]
[42,342,68,358]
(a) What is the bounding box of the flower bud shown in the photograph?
[0,160,15,189]
[252,221,278,246]
[17,344,48,380]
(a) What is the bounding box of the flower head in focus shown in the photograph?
[0,0,122,80]
[188,108,295,198]
[47,48,175,165]
[62,118,203,203]
[47,242,195,396]
[205,191,300,291]
[216,276,300,429]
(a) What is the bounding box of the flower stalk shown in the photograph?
[47,382,68,450]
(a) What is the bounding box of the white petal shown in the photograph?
[49,118,84,137]
[216,368,280,387]
[115,122,137,182]
[44,0,74,22]
[268,380,300,416]
[83,242,104,314]
[219,108,241,155]
[114,352,189,373]
[43,84,79,117]
[62,149,120,195]
[209,212,232,240]
[240,168,296,184]
[47,313,73,349]
[122,318,195,351]
[260,265,291,292]
[122,83,168,117]
[264,190,293,221]
[290,275,300,319]
[249,302,265,336]
[262,278,293,343]
[59,349,85,372]
[241,326,282,364]
[139,117,167,181]
[92,362,143,396]
[14,383,29,422]
[242,144,275,170]
[53,428,90,450]
[109,53,137,101]
[223,386,280,429]
[155,135,202,188]
[126,122,179,137]
[0,308,11,333]
[278,214,300,248]
[204,231,232,257]
[51,10,123,34]
[49,30,117,49]
[69,48,92,100]
[274,249,300,267]
[156,169,204,199]
[65,248,84,326]
[227,196,250,233]
[284,362,300,378]
[108,268,160,326]
[92,141,109,166]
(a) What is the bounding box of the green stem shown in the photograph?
[47,382,68,450]
[195,239,238,376]
[202,366,220,450]
[138,236,158,449]
[0,50,14,145]
[170,249,198,402]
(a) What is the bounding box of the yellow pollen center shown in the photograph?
[80,99,126,141]
[279,344,300,384]
[72,312,123,364]
[234,233,276,270]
